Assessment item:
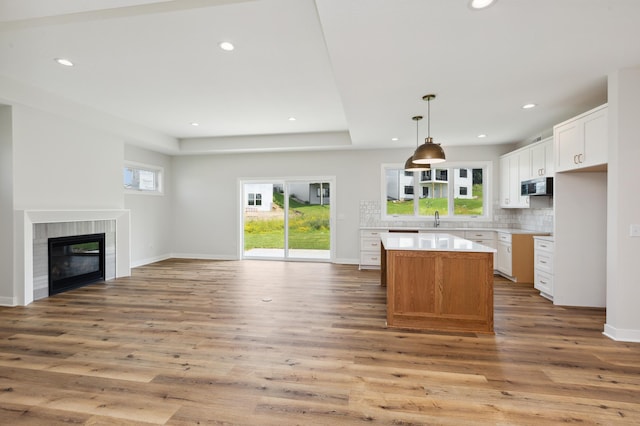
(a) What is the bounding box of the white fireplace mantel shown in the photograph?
[13,209,131,306]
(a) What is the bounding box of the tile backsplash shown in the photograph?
[360,199,553,233]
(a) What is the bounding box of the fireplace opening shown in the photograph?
[48,233,106,296]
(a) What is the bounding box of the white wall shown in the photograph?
[4,105,127,305]
[0,106,14,304]
[606,67,640,341]
[171,145,505,263]
[12,105,124,210]
[124,144,173,266]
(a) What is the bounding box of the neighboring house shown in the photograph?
[413,168,473,199]
[289,182,330,205]
[244,183,273,212]
[386,170,416,201]
[418,169,448,199]
[454,168,473,199]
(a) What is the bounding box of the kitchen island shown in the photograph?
[380,232,496,334]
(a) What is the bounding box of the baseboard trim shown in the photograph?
[171,253,239,261]
[333,258,359,265]
[0,296,17,307]
[131,254,172,268]
[603,323,640,343]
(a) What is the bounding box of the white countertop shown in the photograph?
[361,226,549,235]
[380,232,497,253]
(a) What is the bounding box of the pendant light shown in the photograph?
[412,94,446,164]
[404,115,430,171]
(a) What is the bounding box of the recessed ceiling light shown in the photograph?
[477,134,487,138]
[219,41,235,51]
[191,122,199,126]
[55,58,74,67]
[469,0,496,9]
[522,103,537,109]
[288,117,296,121]
[391,137,399,141]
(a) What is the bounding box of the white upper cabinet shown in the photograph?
[529,137,554,178]
[500,137,554,209]
[499,149,530,209]
[554,104,608,172]
[517,148,531,207]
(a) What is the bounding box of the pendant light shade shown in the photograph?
[405,115,430,171]
[412,94,446,164]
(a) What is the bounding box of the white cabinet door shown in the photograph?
[517,149,530,207]
[543,137,554,176]
[499,156,511,208]
[497,241,512,276]
[582,107,607,169]
[555,120,581,172]
[500,150,531,209]
[530,137,553,177]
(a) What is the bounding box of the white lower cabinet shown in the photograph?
[496,233,513,276]
[533,237,554,300]
[359,229,384,269]
[464,230,496,270]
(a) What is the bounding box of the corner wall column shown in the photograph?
[605,67,640,342]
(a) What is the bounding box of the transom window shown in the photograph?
[382,162,490,220]
[124,162,163,194]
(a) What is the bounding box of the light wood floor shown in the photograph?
[1,259,639,425]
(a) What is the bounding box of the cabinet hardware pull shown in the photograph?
[578,153,584,163]
[540,280,547,285]
[540,260,547,264]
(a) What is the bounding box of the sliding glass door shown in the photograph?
[241,178,333,261]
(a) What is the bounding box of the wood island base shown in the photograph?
[382,244,494,334]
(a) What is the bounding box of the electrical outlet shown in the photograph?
[630,224,640,237]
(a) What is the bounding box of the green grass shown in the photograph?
[244,193,330,250]
[386,184,484,216]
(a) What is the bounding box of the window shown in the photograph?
[248,193,263,206]
[124,162,163,194]
[382,162,489,220]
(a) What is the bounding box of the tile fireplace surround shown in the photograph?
[13,210,131,306]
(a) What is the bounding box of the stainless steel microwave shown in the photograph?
[521,177,553,196]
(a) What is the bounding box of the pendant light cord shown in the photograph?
[427,97,431,139]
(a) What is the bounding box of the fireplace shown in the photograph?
[48,233,106,296]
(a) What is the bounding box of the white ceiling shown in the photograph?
[1,0,640,155]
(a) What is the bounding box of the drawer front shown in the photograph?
[361,229,384,239]
[498,232,512,243]
[360,252,381,266]
[534,270,553,296]
[464,230,495,240]
[535,251,554,273]
[534,239,554,252]
[361,237,381,251]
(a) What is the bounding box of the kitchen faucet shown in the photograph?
[434,210,440,228]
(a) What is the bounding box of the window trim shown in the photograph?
[124,161,164,196]
[381,161,492,222]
